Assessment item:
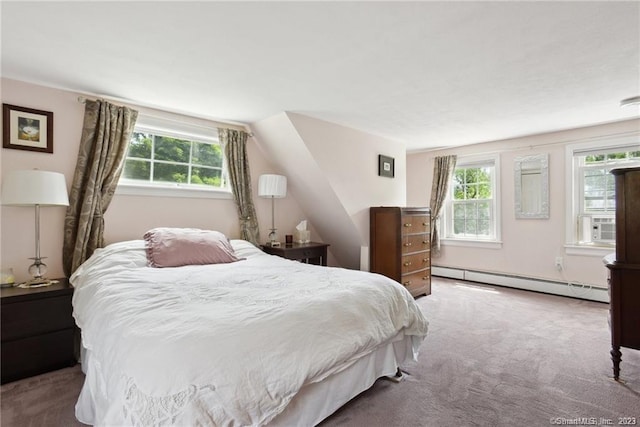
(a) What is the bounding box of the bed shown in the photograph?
[70,230,429,426]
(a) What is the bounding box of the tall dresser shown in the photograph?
[603,166,640,381]
[370,207,431,297]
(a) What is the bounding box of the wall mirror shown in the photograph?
[514,153,549,219]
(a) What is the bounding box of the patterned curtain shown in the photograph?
[219,128,261,246]
[429,155,457,257]
[63,100,138,276]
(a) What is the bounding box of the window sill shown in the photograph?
[440,238,503,249]
[116,183,233,199]
[564,244,615,257]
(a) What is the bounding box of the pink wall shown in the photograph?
[407,119,640,288]
[1,78,306,283]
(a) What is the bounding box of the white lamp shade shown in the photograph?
[1,170,69,206]
[258,174,287,198]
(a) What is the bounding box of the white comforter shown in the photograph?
[71,239,428,426]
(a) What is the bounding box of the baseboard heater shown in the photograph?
[431,266,609,303]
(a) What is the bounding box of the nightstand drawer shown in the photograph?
[1,329,76,384]
[1,295,74,341]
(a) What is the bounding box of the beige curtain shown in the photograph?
[219,128,261,246]
[429,155,457,257]
[63,100,138,276]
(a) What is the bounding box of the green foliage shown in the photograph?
[123,132,224,188]
[453,167,491,200]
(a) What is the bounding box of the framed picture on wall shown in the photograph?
[2,104,54,153]
[378,154,395,178]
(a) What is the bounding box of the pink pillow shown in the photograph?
[144,228,242,268]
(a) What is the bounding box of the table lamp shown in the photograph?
[258,174,287,247]
[1,169,69,286]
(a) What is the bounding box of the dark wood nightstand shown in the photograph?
[1,279,77,384]
[262,242,330,266]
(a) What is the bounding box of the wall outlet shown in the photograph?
[555,257,563,271]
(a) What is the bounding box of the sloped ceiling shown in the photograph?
[1,1,638,151]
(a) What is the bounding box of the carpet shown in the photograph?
[2,277,638,426]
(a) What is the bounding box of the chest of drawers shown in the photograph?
[370,206,431,297]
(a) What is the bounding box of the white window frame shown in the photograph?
[564,133,640,256]
[117,115,232,200]
[441,154,502,249]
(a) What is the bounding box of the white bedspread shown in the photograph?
[71,239,428,426]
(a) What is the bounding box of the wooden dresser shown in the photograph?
[603,166,640,381]
[370,207,431,297]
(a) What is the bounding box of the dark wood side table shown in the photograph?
[1,278,77,384]
[262,242,330,266]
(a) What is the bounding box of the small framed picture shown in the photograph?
[2,104,54,153]
[378,154,395,178]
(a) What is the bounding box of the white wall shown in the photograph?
[0,78,307,283]
[252,112,406,269]
[407,118,640,289]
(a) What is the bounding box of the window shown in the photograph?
[566,136,640,249]
[443,155,500,243]
[118,117,231,198]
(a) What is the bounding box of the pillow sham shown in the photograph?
[144,228,242,268]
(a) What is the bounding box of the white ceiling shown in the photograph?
[2,1,639,151]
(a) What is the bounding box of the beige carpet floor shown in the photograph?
[2,277,639,426]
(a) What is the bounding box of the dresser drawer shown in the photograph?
[1,295,74,341]
[402,234,430,254]
[401,252,430,274]
[400,270,431,296]
[1,328,76,384]
[401,215,429,235]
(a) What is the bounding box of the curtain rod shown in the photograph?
[76,96,251,135]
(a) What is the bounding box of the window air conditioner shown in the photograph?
[591,216,616,243]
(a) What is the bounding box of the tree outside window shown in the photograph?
[122,132,225,189]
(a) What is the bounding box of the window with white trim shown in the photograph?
[443,155,500,241]
[118,116,231,198]
[569,140,640,246]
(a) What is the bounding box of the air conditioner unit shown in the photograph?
[592,216,616,243]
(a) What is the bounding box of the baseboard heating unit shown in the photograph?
[432,266,609,303]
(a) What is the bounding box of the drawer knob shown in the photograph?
[423,258,428,262]
[403,223,412,227]
[422,240,429,244]
[403,261,412,266]
[422,276,428,280]
[403,280,412,286]
[422,222,428,226]
[403,242,412,247]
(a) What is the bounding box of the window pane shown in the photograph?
[154,136,190,163]
[477,220,490,236]
[478,183,491,199]
[477,201,490,219]
[153,163,189,183]
[122,159,150,180]
[465,219,477,235]
[453,203,465,218]
[453,184,465,200]
[453,219,465,234]
[465,202,477,219]
[192,142,222,168]
[191,167,222,187]
[128,133,152,159]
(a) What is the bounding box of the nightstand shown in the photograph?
[1,279,77,384]
[262,242,330,266]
